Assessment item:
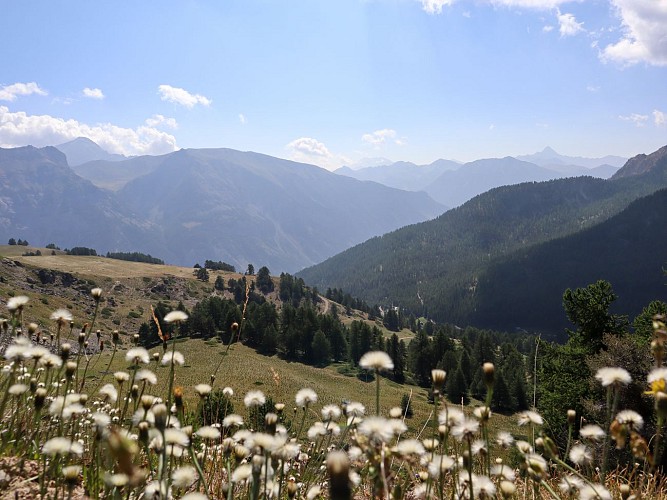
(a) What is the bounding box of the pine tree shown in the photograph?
[446,366,469,404]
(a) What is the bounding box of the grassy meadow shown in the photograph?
[1,246,666,499]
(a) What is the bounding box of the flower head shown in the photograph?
[580,424,606,441]
[615,409,644,430]
[295,388,318,408]
[164,310,188,324]
[244,390,266,408]
[359,351,393,371]
[517,410,543,426]
[50,308,73,325]
[595,367,631,387]
[126,347,150,364]
[7,295,29,312]
[569,444,592,465]
[161,351,185,366]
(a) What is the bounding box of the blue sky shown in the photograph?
[1,0,665,169]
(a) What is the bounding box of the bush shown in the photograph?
[198,390,234,426]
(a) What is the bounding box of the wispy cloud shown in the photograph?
[239,113,247,125]
[618,113,648,127]
[82,87,105,100]
[0,82,47,102]
[602,0,667,66]
[145,114,178,129]
[362,128,404,146]
[418,0,455,15]
[586,85,600,92]
[0,106,178,156]
[654,110,666,126]
[557,11,584,37]
[158,84,212,108]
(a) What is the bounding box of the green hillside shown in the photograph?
[298,145,667,333]
[471,187,667,336]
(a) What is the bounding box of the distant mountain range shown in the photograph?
[336,147,623,207]
[0,143,444,272]
[299,144,667,337]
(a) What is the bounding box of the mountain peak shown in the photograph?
[611,145,667,180]
[55,137,126,166]
[541,146,559,157]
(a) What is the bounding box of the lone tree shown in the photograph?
[563,280,628,353]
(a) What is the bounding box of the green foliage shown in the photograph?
[300,172,667,332]
[67,246,97,256]
[633,300,667,346]
[563,280,627,353]
[256,266,274,294]
[198,389,234,426]
[106,251,164,265]
[214,275,225,291]
[204,260,235,272]
[194,267,210,282]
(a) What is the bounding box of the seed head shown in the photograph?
[90,288,103,301]
[595,367,631,387]
[7,295,29,313]
[164,310,188,324]
[359,351,393,371]
[51,308,73,326]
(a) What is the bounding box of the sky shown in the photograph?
[1,0,666,170]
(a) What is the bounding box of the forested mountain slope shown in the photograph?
[298,145,667,333]
[471,187,667,336]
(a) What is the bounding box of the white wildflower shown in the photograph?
[50,308,73,324]
[321,404,341,421]
[569,444,592,465]
[244,390,266,408]
[359,351,393,371]
[595,367,631,387]
[196,426,221,441]
[517,410,543,426]
[136,369,158,385]
[615,409,644,430]
[7,295,29,312]
[295,388,318,407]
[171,466,197,489]
[580,424,606,441]
[161,351,185,366]
[125,347,150,364]
[164,310,188,323]
[99,384,118,404]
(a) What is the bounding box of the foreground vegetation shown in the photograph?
[1,275,667,498]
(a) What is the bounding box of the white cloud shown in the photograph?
[488,0,574,8]
[286,137,332,159]
[362,129,399,146]
[542,25,554,32]
[557,11,584,36]
[618,113,648,126]
[239,113,247,125]
[158,84,212,108]
[602,0,667,66]
[0,106,177,156]
[418,0,456,14]
[0,82,47,102]
[654,110,666,126]
[145,114,178,129]
[586,85,600,92]
[82,87,104,100]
